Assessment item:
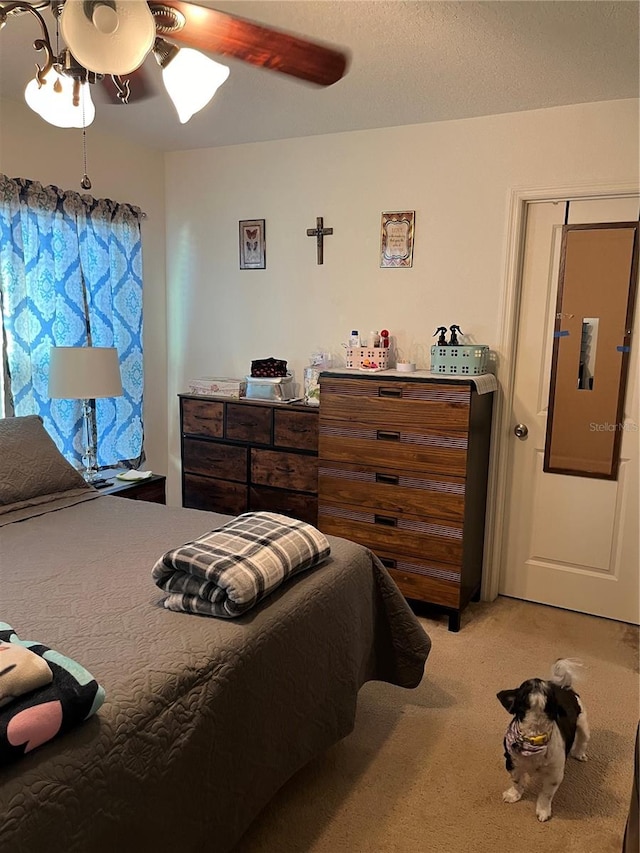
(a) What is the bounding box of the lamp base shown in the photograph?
[81,468,109,487]
[92,478,112,489]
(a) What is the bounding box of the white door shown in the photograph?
[500,196,639,624]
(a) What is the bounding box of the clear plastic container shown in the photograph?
[303,367,320,405]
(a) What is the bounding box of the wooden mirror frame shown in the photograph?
[544,221,638,480]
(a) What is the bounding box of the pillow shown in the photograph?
[0,415,90,507]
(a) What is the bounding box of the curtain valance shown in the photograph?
[0,174,146,222]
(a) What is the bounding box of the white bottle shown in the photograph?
[349,330,361,347]
[370,330,380,348]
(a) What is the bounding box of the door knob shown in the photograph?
[514,423,529,439]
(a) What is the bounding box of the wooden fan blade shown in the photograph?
[100,66,155,104]
[150,1,349,86]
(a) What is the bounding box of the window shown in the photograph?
[0,174,145,470]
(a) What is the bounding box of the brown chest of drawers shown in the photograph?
[317,372,494,631]
[179,395,319,525]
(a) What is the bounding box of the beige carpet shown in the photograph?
[237,596,639,853]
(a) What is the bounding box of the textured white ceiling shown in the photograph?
[0,1,638,152]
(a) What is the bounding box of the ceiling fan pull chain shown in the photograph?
[81,90,92,190]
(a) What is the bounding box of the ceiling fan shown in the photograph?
[0,0,349,128]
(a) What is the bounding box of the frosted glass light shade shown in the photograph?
[49,347,123,400]
[60,0,155,75]
[25,69,95,128]
[162,49,229,124]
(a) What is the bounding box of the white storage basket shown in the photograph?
[345,347,390,370]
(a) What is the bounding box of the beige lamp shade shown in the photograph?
[49,346,123,400]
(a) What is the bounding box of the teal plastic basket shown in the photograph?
[430,344,489,375]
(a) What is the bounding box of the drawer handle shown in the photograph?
[379,387,402,398]
[380,557,397,569]
[377,430,400,442]
[374,514,397,527]
[375,472,399,485]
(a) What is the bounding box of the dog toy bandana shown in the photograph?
[505,718,550,756]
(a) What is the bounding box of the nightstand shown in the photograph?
[98,474,166,504]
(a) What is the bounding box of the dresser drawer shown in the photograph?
[183,473,247,515]
[318,505,463,566]
[226,403,272,444]
[320,378,471,430]
[250,486,318,526]
[319,422,468,477]
[183,438,247,482]
[252,449,318,493]
[105,476,167,504]
[123,479,166,504]
[377,555,462,608]
[182,398,224,438]
[274,409,318,451]
[318,461,465,523]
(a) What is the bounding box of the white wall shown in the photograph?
[164,98,639,504]
[2,97,636,502]
[0,98,168,475]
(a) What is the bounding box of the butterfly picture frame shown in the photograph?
[239,219,266,269]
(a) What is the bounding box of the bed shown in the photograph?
[0,415,431,853]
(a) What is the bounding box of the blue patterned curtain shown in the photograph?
[0,174,144,469]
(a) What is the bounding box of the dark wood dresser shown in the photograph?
[179,395,319,525]
[317,372,494,631]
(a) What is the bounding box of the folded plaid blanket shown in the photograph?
[0,624,105,766]
[152,511,331,618]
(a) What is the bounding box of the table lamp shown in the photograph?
[48,346,123,484]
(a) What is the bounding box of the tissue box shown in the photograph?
[187,377,246,398]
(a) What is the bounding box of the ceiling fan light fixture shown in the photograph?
[24,67,95,128]
[6,0,348,137]
[154,39,229,124]
[60,0,156,76]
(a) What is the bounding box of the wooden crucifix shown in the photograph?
[306,216,333,265]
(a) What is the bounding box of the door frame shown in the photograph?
[482,180,639,601]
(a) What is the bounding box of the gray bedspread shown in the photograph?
[0,495,431,853]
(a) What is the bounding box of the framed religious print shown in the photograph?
[239,219,266,269]
[380,211,415,268]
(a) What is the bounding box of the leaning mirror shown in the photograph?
[544,221,638,479]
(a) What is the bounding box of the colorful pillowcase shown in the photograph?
[0,640,53,708]
[0,624,105,766]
